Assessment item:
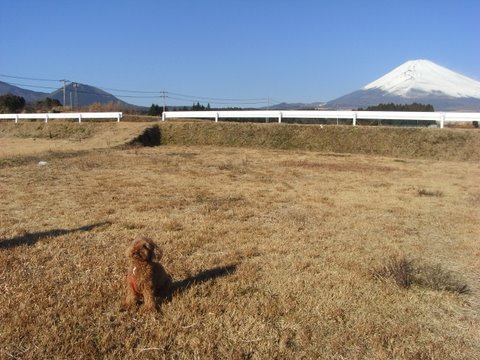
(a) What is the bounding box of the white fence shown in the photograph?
[163,110,480,128]
[0,112,123,123]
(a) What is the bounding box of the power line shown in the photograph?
[3,80,159,99]
[6,82,59,90]
[114,94,163,99]
[1,72,275,105]
[167,96,268,105]
[5,81,271,104]
[0,73,62,82]
[97,86,161,94]
[167,91,267,102]
[98,89,269,103]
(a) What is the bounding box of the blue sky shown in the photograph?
[1,0,479,107]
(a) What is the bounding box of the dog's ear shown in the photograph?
[143,238,164,261]
[143,238,157,261]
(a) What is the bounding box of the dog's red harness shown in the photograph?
[129,267,141,296]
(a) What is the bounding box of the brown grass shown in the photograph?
[157,121,480,161]
[417,188,444,197]
[0,121,149,158]
[374,256,470,294]
[0,122,480,359]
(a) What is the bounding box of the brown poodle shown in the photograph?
[125,237,172,311]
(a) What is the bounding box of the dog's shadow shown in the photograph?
[0,222,111,250]
[160,264,238,304]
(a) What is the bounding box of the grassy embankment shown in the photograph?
[2,119,479,161]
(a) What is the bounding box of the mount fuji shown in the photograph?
[325,60,480,111]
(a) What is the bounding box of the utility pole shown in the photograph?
[60,79,68,108]
[266,97,271,123]
[73,83,79,109]
[161,91,167,114]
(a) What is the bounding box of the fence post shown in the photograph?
[353,112,357,126]
[15,115,18,124]
[117,114,121,122]
[278,112,283,123]
[78,113,82,123]
[215,113,219,122]
[162,112,165,121]
[45,114,48,123]
[440,114,445,129]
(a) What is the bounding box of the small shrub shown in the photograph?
[417,188,443,197]
[374,256,470,294]
[373,256,413,288]
[412,263,470,294]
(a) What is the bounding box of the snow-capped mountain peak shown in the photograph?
[363,59,480,99]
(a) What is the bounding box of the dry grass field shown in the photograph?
[1,122,479,359]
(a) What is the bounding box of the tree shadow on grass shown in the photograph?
[161,264,238,304]
[0,221,111,250]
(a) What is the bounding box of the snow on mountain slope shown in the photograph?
[363,59,480,99]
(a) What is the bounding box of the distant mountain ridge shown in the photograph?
[0,81,48,103]
[363,59,480,98]
[325,60,480,111]
[262,102,325,110]
[2,60,480,111]
[49,83,131,108]
[0,81,133,108]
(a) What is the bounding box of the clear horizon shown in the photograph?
[1,0,479,107]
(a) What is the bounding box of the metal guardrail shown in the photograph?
[163,110,479,128]
[0,112,123,123]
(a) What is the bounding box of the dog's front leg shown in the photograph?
[143,286,157,311]
[125,278,139,308]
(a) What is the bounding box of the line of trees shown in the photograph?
[147,102,213,116]
[191,102,211,111]
[147,104,164,116]
[0,94,61,113]
[0,94,26,113]
[356,102,436,126]
[359,103,434,112]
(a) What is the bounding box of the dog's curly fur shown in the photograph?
[124,237,172,311]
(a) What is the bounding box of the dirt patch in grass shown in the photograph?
[1,143,479,359]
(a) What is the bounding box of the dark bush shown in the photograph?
[0,94,25,113]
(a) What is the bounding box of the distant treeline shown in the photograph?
[359,103,434,112]
[353,103,436,126]
[0,94,62,113]
[0,94,248,116]
[148,102,213,115]
[147,102,249,116]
